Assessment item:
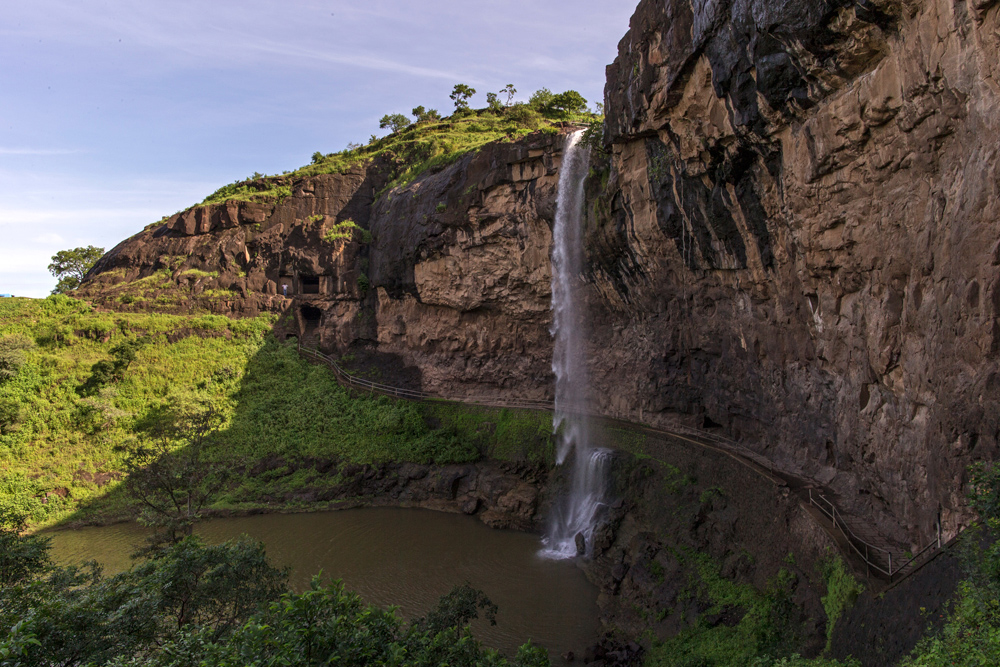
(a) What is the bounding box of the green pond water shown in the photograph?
[45,507,599,660]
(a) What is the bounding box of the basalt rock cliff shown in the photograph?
[589,0,1000,552]
[81,0,1000,556]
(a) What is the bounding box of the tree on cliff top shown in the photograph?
[411,106,441,123]
[47,245,104,294]
[379,113,411,134]
[450,84,476,111]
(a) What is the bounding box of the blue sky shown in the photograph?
[1,0,636,297]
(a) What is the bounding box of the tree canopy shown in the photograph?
[379,113,411,134]
[450,84,476,111]
[47,246,104,294]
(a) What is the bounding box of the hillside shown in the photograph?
[0,296,553,528]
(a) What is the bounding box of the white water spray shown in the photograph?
[540,130,611,560]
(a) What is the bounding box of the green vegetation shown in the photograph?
[200,178,293,207]
[0,503,543,666]
[179,268,219,279]
[646,552,811,667]
[900,462,1000,665]
[380,112,412,134]
[817,555,863,653]
[0,296,554,527]
[412,106,442,123]
[185,87,600,215]
[450,84,477,111]
[47,246,105,295]
[322,219,371,244]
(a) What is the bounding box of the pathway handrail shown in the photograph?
[807,488,943,581]
[297,342,951,585]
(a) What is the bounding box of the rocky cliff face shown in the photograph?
[81,0,1000,554]
[590,0,1000,549]
[80,131,566,396]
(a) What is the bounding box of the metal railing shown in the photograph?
[298,342,950,584]
[808,488,943,581]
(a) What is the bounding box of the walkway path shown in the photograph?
[298,344,949,586]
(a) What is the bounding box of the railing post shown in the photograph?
[865,545,869,578]
[889,552,893,581]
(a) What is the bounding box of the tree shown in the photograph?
[119,399,229,547]
[0,536,286,666]
[47,246,104,294]
[412,106,441,123]
[0,506,50,588]
[501,84,517,106]
[379,113,411,134]
[311,151,324,164]
[550,90,588,115]
[528,88,554,111]
[420,582,497,638]
[486,92,503,113]
[450,84,476,111]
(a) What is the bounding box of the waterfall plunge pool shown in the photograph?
[44,507,600,660]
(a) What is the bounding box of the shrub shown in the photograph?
[817,555,863,652]
[506,103,542,129]
[0,335,33,382]
[356,273,370,297]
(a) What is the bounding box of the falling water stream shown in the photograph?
[540,130,612,560]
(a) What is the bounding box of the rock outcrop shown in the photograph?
[586,0,1000,550]
[80,0,1000,558]
[80,132,566,396]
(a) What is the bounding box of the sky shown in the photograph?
[0,1,637,297]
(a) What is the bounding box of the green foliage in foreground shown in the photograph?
[0,509,545,667]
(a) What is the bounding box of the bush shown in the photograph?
[817,555,863,652]
[0,335,33,382]
[506,104,542,129]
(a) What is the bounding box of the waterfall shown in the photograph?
[540,130,610,560]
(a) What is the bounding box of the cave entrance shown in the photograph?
[300,305,323,332]
[301,275,321,295]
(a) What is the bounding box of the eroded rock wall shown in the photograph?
[369,133,564,398]
[80,132,568,393]
[590,0,1000,548]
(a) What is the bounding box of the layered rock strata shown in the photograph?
[588,0,1000,550]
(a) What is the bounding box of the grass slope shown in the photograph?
[198,107,599,208]
[0,296,553,528]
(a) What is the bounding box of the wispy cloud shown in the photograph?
[243,38,471,83]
